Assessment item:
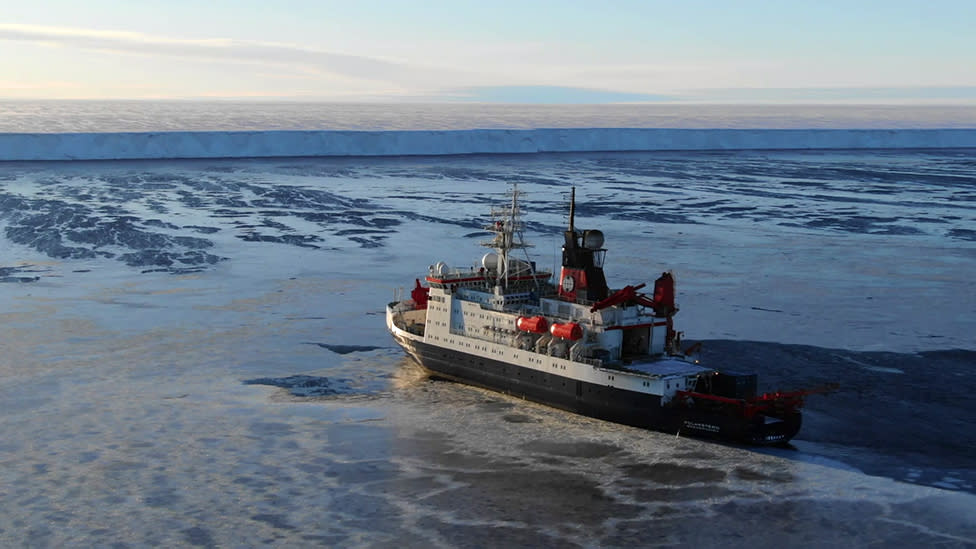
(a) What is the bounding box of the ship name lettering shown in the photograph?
[683,421,720,433]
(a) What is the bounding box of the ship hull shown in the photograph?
[391,330,800,445]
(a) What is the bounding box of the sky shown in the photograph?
[1,0,975,103]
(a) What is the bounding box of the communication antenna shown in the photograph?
[568,186,576,234]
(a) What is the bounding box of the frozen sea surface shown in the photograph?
[1,149,975,546]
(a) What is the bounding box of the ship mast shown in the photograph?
[568,186,575,235]
[482,184,534,289]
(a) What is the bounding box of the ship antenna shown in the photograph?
[568,187,575,234]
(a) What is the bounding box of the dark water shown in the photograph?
[1,150,974,546]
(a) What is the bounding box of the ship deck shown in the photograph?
[616,358,714,378]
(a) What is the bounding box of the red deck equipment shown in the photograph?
[516,316,549,333]
[550,322,583,340]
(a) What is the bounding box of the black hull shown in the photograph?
[393,333,801,445]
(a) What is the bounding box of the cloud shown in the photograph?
[0,23,445,86]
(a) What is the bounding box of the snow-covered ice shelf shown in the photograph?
[2,128,976,161]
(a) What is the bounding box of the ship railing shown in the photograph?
[431,268,482,279]
[389,300,416,314]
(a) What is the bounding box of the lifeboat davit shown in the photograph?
[516,316,549,333]
[550,322,583,340]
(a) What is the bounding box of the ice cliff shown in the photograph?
[1,128,975,161]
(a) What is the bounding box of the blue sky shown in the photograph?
[2,0,974,102]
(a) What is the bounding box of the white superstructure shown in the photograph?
[387,185,710,405]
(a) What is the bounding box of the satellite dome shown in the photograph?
[583,230,605,250]
[481,252,499,271]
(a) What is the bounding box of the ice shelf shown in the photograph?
[1,128,975,161]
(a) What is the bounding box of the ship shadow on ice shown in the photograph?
[701,340,976,492]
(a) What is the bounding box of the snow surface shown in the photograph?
[2,128,976,161]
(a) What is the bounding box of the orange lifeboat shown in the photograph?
[516,316,549,333]
[550,322,583,340]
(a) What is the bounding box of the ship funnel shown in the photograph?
[560,189,609,302]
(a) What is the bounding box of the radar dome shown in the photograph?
[481,252,499,271]
[583,230,605,250]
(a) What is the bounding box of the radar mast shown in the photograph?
[482,184,536,289]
